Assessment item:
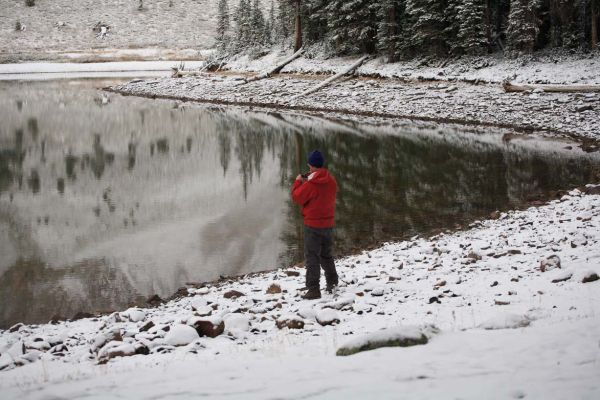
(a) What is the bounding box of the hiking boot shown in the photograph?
[302,289,321,300]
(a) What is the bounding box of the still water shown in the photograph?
[1,80,599,328]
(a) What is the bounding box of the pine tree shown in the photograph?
[326,0,379,54]
[506,0,541,53]
[250,0,266,46]
[275,0,294,47]
[405,0,448,57]
[456,0,489,55]
[376,0,407,61]
[303,0,329,45]
[216,0,231,51]
[233,0,252,51]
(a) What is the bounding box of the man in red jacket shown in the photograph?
[291,150,338,299]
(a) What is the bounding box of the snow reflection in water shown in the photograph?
[0,80,599,328]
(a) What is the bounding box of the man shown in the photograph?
[291,150,338,300]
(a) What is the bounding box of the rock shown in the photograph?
[146,294,164,306]
[467,252,482,261]
[316,309,340,326]
[194,306,213,317]
[322,296,355,310]
[490,281,499,287]
[433,280,446,288]
[71,311,94,321]
[479,313,531,330]
[489,211,501,219]
[276,314,305,330]
[581,272,599,283]
[266,283,282,294]
[428,296,440,304]
[49,344,68,354]
[575,105,593,112]
[224,314,251,335]
[139,321,155,332]
[223,290,245,299]
[539,255,561,272]
[49,315,65,324]
[8,323,24,333]
[551,270,573,283]
[190,317,225,338]
[284,270,301,277]
[97,341,137,363]
[371,287,385,297]
[120,307,146,323]
[336,325,433,356]
[91,328,122,353]
[164,324,200,346]
[494,300,510,306]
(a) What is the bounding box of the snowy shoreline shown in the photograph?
[1,185,599,398]
[108,52,600,141]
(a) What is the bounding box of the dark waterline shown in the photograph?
[1,80,599,328]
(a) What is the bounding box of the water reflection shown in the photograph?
[0,80,599,328]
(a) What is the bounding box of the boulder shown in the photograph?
[266,283,282,294]
[336,326,433,356]
[139,321,155,332]
[91,328,122,353]
[581,272,599,283]
[97,341,136,363]
[316,309,340,326]
[224,314,251,335]
[551,269,572,283]
[539,255,561,272]
[120,307,146,323]
[190,317,225,338]
[164,324,200,346]
[223,290,245,299]
[276,314,305,330]
[146,294,164,307]
[322,296,354,310]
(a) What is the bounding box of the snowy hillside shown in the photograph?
[1,0,221,61]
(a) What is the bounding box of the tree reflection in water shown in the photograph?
[0,80,599,328]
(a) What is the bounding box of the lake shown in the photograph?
[1,79,599,328]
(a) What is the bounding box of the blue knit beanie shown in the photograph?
[308,150,324,168]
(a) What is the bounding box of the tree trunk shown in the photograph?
[593,0,599,49]
[241,47,304,84]
[503,81,600,92]
[292,55,370,99]
[294,1,302,52]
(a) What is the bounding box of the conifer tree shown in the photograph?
[506,0,541,53]
[326,0,379,54]
[216,0,231,51]
[405,0,448,57]
[456,0,489,54]
[250,0,266,46]
[376,0,407,61]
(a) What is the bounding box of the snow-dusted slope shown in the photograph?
[1,0,219,58]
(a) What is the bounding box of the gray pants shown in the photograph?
[304,226,338,291]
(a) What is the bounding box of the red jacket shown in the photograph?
[291,169,337,228]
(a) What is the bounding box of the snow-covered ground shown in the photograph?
[228,50,600,85]
[1,186,599,399]
[111,66,600,140]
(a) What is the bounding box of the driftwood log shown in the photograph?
[241,47,305,84]
[503,81,600,93]
[292,55,370,99]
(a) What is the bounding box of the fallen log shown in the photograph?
[503,81,600,93]
[241,47,305,84]
[292,55,370,99]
